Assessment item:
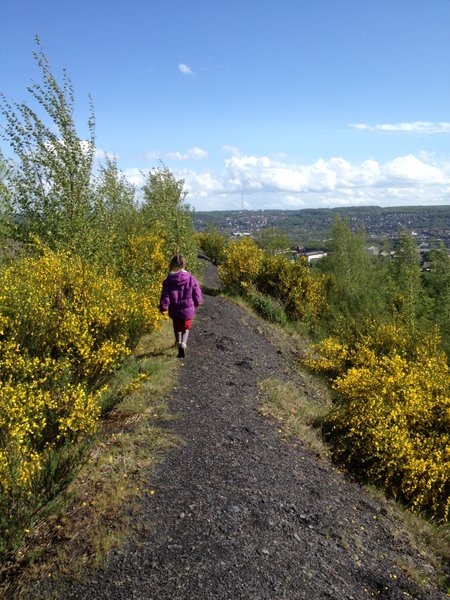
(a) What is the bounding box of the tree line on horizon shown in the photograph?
[193,204,450,251]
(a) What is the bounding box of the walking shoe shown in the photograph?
[177,344,185,358]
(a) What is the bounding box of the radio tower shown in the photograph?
[241,191,244,211]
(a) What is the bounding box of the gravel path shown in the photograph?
[39,263,446,599]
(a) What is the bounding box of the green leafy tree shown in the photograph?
[423,241,450,354]
[0,153,12,249]
[0,153,9,201]
[318,218,391,333]
[390,231,429,333]
[0,36,95,253]
[255,226,291,256]
[141,165,199,273]
[91,155,138,268]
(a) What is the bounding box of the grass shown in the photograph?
[5,321,180,598]
[394,507,450,592]
[258,377,331,459]
[362,484,450,592]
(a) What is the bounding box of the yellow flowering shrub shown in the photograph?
[278,257,326,320]
[305,321,423,375]
[0,364,101,492]
[0,242,167,550]
[1,243,165,379]
[257,255,327,321]
[119,233,166,290]
[0,335,103,557]
[303,337,350,374]
[305,323,450,520]
[196,229,228,265]
[119,233,167,340]
[1,249,130,381]
[218,237,264,292]
[218,245,326,323]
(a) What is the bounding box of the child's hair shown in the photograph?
[169,254,186,271]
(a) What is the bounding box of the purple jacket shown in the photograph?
[159,270,202,321]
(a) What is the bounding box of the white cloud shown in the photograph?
[179,153,450,210]
[222,145,242,156]
[94,148,107,160]
[122,152,450,211]
[219,155,385,194]
[173,147,208,160]
[384,154,444,184]
[178,63,193,75]
[123,168,145,188]
[188,147,208,160]
[352,121,450,134]
[94,148,117,161]
[146,147,208,162]
[165,152,184,161]
[144,150,161,160]
[282,194,306,208]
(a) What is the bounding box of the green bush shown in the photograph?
[244,284,288,325]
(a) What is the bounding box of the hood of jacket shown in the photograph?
[167,270,192,287]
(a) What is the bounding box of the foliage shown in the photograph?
[196,225,228,265]
[90,156,139,268]
[0,153,12,251]
[390,230,430,333]
[0,39,197,560]
[0,244,165,556]
[0,440,89,559]
[118,232,165,290]
[422,241,450,356]
[141,165,200,274]
[218,237,264,293]
[218,239,326,323]
[243,283,288,325]
[275,257,326,321]
[3,246,125,380]
[317,218,393,334]
[257,254,327,321]
[304,322,450,521]
[254,226,291,256]
[0,37,95,255]
[0,154,8,201]
[116,232,168,341]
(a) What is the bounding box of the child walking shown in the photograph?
[159,254,202,358]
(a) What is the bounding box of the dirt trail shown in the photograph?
[38,262,446,599]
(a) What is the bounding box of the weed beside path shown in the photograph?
[31,263,447,599]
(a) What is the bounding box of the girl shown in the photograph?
[159,254,202,358]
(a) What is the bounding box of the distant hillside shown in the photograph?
[193,205,450,247]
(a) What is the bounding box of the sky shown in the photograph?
[1,0,450,211]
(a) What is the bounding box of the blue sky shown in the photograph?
[2,0,450,211]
